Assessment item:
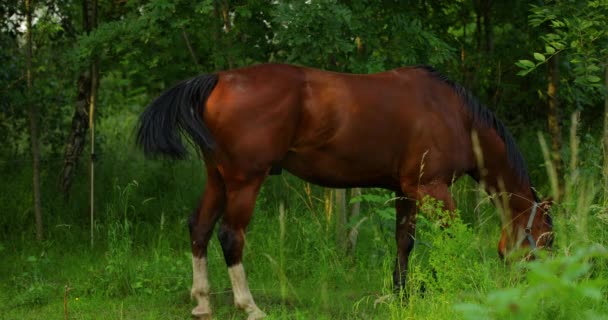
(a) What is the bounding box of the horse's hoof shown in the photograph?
[247,309,266,320]
[192,307,212,320]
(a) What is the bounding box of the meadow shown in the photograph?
[2,0,608,319]
[1,113,607,320]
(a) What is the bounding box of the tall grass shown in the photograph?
[1,114,607,319]
[451,116,608,320]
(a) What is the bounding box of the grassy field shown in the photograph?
[1,116,608,319]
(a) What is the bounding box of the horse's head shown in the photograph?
[498,199,554,259]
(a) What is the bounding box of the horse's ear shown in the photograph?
[541,197,553,211]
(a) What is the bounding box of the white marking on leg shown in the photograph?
[191,256,212,319]
[228,263,266,319]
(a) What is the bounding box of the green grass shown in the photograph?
[1,116,608,319]
[2,169,606,320]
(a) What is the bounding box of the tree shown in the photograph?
[516,0,608,198]
[604,60,608,192]
[547,53,562,199]
[25,0,43,241]
[62,0,99,197]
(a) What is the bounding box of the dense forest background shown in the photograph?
[1,0,608,319]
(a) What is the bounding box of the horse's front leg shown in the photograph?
[393,194,417,292]
[189,167,225,320]
[396,182,456,294]
[218,174,266,320]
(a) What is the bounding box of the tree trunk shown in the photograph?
[335,189,347,252]
[89,0,99,247]
[221,0,234,69]
[474,0,482,52]
[547,54,563,200]
[460,2,467,85]
[62,73,91,196]
[346,188,361,256]
[603,60,608,192]
[470,0,493,53]
[26,0,43,241]
[61,0,98,197]
[481,0,493,54]
[181,27,200,67]
[212,0,221,70]
[323,189,334,236]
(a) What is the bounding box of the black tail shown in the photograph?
[136,74,219,159]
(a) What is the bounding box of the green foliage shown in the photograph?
[272,0,356,70]
[456,245,608,320]
[0,0,76,154]
[416,197,487,294]
[99,181,138,296]
[2,148,608,318]
[349,188,395,223]
[2,0,608,319]
[3,0,605,163]
[88,180,193,297]
[10,254,55,307]
[516,0,608,109]
[272,0,454,72]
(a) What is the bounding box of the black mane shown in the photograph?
[416,65,536,199]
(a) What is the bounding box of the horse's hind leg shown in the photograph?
[189,166,225,320]
[218,174,266,320]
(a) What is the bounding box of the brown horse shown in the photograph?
[136,63,553,319]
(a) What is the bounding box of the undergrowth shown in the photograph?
[1,116,608,319]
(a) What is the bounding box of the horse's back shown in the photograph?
[291,65,474,187]
[203,64,474,188]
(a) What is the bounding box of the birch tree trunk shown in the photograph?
[61,0,97,197]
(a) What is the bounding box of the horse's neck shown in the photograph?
[481,174,535,215]
[475,129,536,213]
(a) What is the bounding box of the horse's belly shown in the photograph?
[279,150,400,189]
